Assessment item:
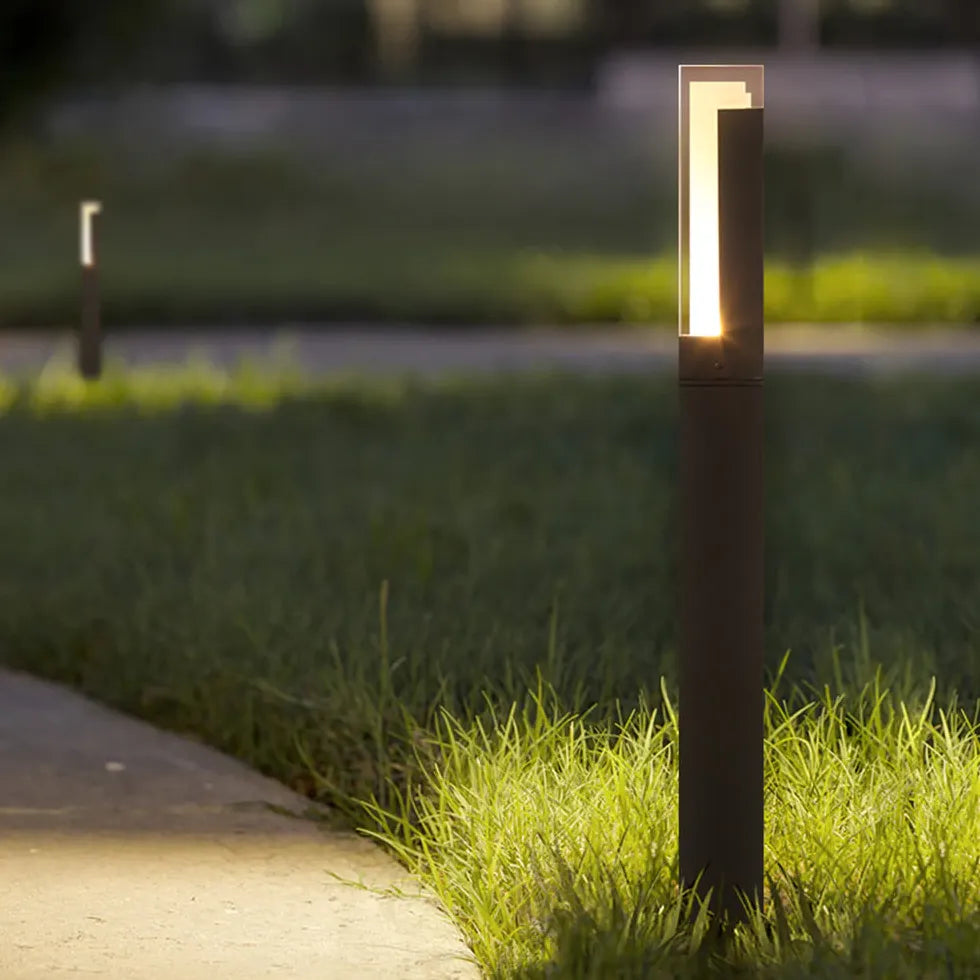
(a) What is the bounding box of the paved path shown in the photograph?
[2,325,980,377]
[0,669,479,980]
[1,323,977,978]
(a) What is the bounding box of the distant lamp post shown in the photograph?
[79,200,102,379]
[677,65,765,929]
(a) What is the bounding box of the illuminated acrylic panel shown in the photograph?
[80,201,102,268]
[679,66,763,337]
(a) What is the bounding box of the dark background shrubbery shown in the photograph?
[2,1,979,120]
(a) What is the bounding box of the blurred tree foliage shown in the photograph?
[0,0,167,135]
[0,0,976,132]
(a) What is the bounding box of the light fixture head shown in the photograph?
[679,66,764,340]
[80,201,102,268]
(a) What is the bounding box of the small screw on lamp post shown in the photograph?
[677,65,765,932]
[79,201,102,380]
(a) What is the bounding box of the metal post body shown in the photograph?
[677,69,765,929]
[79,202,102,380]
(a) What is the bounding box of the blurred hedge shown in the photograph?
[1,140,977,328]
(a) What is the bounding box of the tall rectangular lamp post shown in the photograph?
[677,65,765,928]
[79,200,103,380]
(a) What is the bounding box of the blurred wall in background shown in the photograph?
[3,0,979,106]
[6,1,976,163]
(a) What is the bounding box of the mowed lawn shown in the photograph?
[1,362,979,977]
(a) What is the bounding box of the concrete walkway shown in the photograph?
[0,669,480,980]
[1,323,977,978]
[2,325,980,377]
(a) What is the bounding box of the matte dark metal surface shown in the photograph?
[718,106,764,372]
[79,265,101,380]
[679,383,764,924]
[678,99,765,928]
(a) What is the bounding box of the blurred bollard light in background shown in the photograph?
[79,200,102,380]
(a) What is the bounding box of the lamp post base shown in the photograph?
[678,379,764,927]
[79,267,101,380]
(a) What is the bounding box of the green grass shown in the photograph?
[1,360,979,976]
[1,140,979,326]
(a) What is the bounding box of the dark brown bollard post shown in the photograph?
[79,200,102,379]
[677,65,765,933]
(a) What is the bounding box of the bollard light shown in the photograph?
[79,200,103,379]
[677,65,765,930]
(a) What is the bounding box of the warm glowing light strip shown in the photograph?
[687,82,752,337]
[80,201,102,268]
